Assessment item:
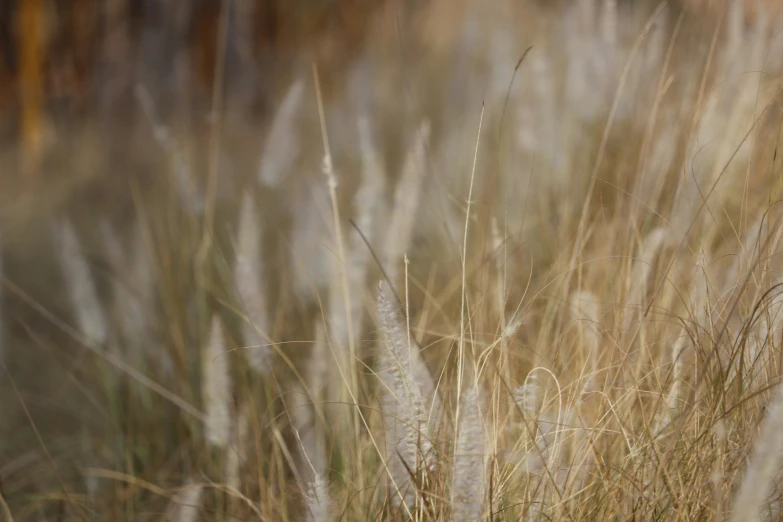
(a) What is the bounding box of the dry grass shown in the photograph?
[1,0,783,520]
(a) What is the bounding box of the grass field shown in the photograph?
[2,0,783,520]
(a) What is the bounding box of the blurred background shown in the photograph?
[2,0,783,519]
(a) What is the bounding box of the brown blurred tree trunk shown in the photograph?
[19,0,45,174]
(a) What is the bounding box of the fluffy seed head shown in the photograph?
[377,281,435,508]
[203,315,232,448]
[167,480,203,522]
[305,474,332,522]
[384,121,430,282]
[259,79,305,187]
[235,192,272,373]
[452,384,487,521]
[729,383,783,522]
[53,219,109,345]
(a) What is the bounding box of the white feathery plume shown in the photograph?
[691,249,710,326]
[319,281,354,461]
[101,222,155,348]
[379,370,413,507]
[135,84,203,215]
[224,407,249,493]
[290,181,332,300]
[355,115,387,249]
[53,219,108,345]
[383,121,430,283]
[308,320,329,410]
[667,335,686,415]
[746,316,766,386]
[726,213,777,396]
[623,227,667,335]
[295,324,331,518]
[202,315,231,448]
[127,224,168,372]
[167,480,203,522]
[491,217,506,315]
[570,374,598,491]
[100,220,134,357]
[259,79,305,187]
[327,257,351,362]
[413,346,440,425]
[316,121,361,443]
[339,117,387,350]
[325,248,353,437]
[377,281,435,508]
[763,278,783,346]
[569,290,601,359]
[451,384,487,521]
[500,316,523,342]
[745,278,783,386]
[729,383,783,522]
[568,290,601,485]
[636,125,676,203]
[514,371,559,474]
[232,404,254,473]
[304,474,332,522]
[654,334,687,435]
[235,192,272,373]
[290,381,327,482]
[376,280,441,423]
[228,404,252,488]
[675,70,736,242]
[725,214,766,295]
[491,218,518,389]
[657,251,709,432]
[515,372,542,420]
